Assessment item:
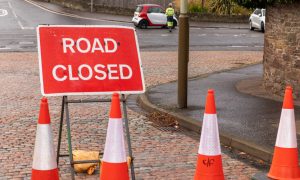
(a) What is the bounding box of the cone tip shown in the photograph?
[205,89,216,114]
[112,93,119,98]
[110,93,122,118]
[286,86,292,91]
[283,86,294,109]
[38,97,51,124]
[208,89,214,94]
[41,97,48,103]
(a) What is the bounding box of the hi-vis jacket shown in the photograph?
[165,7,175,16]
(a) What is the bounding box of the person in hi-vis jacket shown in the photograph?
[165,3,175,32]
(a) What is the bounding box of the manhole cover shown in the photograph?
[0,9,8,16]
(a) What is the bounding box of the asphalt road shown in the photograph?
[0,0,264,52]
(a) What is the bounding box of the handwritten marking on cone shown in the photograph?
[203,158,215,167]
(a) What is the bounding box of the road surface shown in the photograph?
[0,0,264,52]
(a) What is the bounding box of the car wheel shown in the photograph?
[249,21,254,31]
[172,20,177,29]
[261,22,265,33]
[139,20,148,29]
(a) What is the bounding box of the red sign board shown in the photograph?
[37,25,145,96]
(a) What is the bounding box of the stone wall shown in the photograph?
[94,0,172,9]
[50,0,172,12]
[263,2,300,97]
[189,13,248,23]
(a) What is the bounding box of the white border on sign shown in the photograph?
[37,25,145,97]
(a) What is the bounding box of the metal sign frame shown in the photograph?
[56,95,136,180]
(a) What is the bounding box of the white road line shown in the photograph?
[7,1,35,30]
[8,2,12,9]
[0,47,11,50]
[12,10,17,18]
[0,9,8,16]
[17,20,24,29]
[19,41,34,45]
[23,27,35,30]
[23,34,35,37]
[198,34,207,36]
[161,34,169,37]
[229,46,249,48]
[17,20,34,30]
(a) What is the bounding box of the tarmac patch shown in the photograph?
[148,111,181,132]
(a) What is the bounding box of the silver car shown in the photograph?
[249,8,265,32]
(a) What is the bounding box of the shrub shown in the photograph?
[188,1,208,13]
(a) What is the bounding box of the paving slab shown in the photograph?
[0,52,265,179]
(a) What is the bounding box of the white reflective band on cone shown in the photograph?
[198,114,221,155]
[102,118,126,163]
[275,109,297,148]
[32,124,57,170]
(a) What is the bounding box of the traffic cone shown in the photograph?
[194,89,224,180]
[32,98,59,180]
[268,86,300,179]
[100,93,129,180]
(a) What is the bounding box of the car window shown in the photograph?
[254,9,261,15]
[262,9,266,16]
[157,8,164,13]
[147,7,153,13]
[135,6,143,13]
[148,7,163,13]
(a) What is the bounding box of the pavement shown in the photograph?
[0,51,266,179]
[140,62,300,164]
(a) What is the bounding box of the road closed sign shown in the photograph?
[37,25,145,96]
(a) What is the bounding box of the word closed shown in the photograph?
[38,26,145,96]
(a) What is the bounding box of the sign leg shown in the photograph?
[65,96,75,180]
[122,94,136,180]
[57,96,65,165]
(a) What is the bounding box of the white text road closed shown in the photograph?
[52,64,132,81]
[38,25,145,96]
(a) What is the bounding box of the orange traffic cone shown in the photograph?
[100,93,129,180]
[194,89,224,180]
[32,98,59,180]
[268,86,300,179]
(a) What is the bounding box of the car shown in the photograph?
[132,4,178,29]
[249,8,266,32]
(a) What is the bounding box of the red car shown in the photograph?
[132,4,178,29]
